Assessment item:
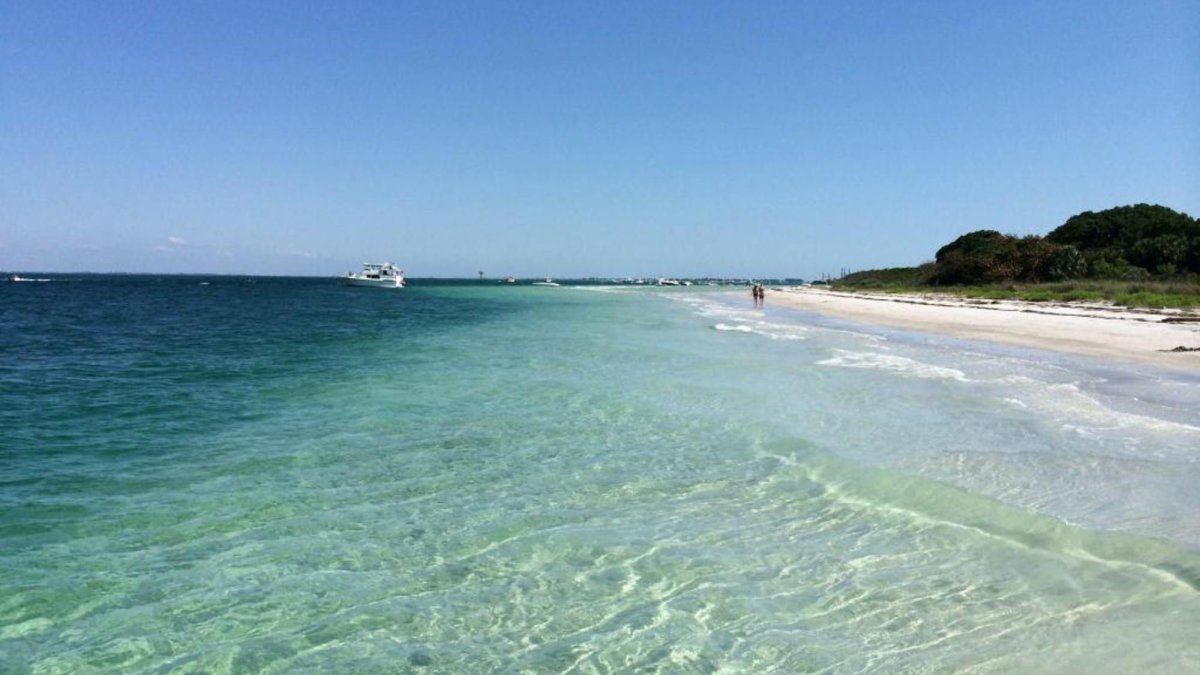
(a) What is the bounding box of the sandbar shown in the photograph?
[768,287,1200,371]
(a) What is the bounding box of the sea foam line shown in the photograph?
[816,349,968,382]
[712,322,808,341]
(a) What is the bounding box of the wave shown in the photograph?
[713,323,755,334]
[679,292,891,347]
[818,349,1200,440]
[569,285,633,294]
[712,321,808,341]
[981,375,1200,438]
[1043,382,1200,438]
[672,295,758,319]
[756,439,1200,593]
[668,293,819,342]
[683,293,1199,440]
[817,349,968,381]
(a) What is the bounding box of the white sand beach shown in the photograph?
[770,287,1200,370]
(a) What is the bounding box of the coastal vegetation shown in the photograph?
[835,204,1200,309]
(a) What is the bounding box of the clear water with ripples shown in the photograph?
[3,276,1198,672]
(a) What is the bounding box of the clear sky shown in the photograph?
[2,1,1197,278]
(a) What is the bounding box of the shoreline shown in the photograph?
[768,287,1200,371]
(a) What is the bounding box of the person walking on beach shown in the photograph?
[751,283,764,307]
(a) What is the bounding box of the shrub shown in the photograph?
[932,231,1022,285]
[1130,234,1188,272]
[1045,245,1086,281]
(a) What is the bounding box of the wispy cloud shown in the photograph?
[281,249,318,259]
[167,236,188,246]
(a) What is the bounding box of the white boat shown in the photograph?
[343,262,406,288]
[657,278,681,286]
[531,278,559,287]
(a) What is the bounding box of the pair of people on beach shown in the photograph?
[751,283,765,307]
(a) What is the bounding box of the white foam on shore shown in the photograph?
[680,300,759,321]
[711,321,808,340]
[713,323,755,334]
[816,349,969,382]
[1040,383,1200,439]
[819,348,1199,441]
[571,286,633,294]
[671,292,826,342]
[982,369,1200,439]
[676,292,1200,441]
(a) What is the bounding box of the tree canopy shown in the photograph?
[844,204,1197,287]
[1046,203,1199,277]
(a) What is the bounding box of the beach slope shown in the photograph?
[771,288,1200,370]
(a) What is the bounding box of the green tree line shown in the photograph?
[845,204,1199,286]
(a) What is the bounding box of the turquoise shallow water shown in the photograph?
[3,276,1199,673]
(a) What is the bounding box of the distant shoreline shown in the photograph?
[770,287,1200,371]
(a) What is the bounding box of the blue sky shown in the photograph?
[2,1,1197,278]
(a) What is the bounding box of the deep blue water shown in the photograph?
[2,275,1198,672]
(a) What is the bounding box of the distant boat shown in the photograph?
[10,274,51,282]
[343,262,406,288]
[532,278,560,287]
[657,278,681,286]
[504,276,516,284]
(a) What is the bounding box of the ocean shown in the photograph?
[3,275,1198,673]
